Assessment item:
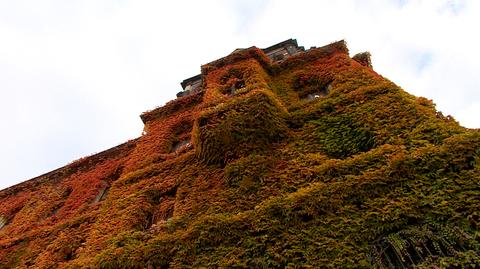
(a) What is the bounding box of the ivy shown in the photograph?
[0,41,478,269]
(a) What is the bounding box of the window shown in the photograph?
[171,139,191,153]
[273,53,285,61]
[0,216,7,231]
[93,182,110,203]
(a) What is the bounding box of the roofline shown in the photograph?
[180,74,202,89]
[180,38,304,89]
[0,139,138,198]
[262,38,302,53]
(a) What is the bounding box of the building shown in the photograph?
[262,38,304,62]
[177,38,305,98]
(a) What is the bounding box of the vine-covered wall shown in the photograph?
[0,40,478,268]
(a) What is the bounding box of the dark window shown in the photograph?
[273,53,285,61]
[171,139,191,153]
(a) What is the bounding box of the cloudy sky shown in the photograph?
[0,0,478,190]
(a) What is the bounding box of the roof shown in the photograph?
[180,74,202,89]
[179,39,304,90]
[262,38,304,54]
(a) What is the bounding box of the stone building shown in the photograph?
[177,38,304,98]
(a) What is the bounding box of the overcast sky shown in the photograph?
[0,0,478,190]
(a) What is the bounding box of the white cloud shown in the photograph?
[0,0,479,189]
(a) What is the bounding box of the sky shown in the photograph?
[0,0,479,190]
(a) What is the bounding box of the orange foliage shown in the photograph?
[0,40,477,268]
